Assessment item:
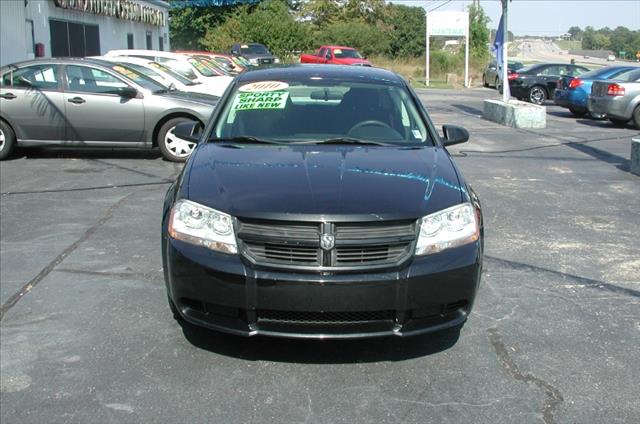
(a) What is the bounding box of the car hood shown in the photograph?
[159,90,219,106]
[185,144,464,221]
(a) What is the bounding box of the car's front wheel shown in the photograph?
[0,120,16,161]
[482,74,488,87]
[528,86,547,105]
[157,117,199,162]
[632,106,640,129]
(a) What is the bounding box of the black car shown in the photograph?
[230,43,279,66]
[508,63,590,105]
[161,65,483,339]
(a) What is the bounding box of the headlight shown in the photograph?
[168,199,237,254]
[249,58,258,64]
[274,58,280,64]
[415,203,479,255]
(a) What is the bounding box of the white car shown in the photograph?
[96,56,214,96]
[607,54,616,62]
[104,50,233,97]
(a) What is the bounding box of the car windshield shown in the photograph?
[212,80,432,145]
[333,49,362,59]
[157,58,198,81]
[187,58,218,77]
[148,62,193,85]
[240,44,269,55]
[508,62,523,70]
[109,64,168,92]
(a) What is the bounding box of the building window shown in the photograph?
[146,31,152,50]
[50,20,100,57]
[158,36,164,51]
[127,33,134,49]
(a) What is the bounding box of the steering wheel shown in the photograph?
[348,120,394,135]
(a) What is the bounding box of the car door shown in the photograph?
[536,65,561,95]
[318,48,327,63]
[0,64,66,141]
[63,64,144,143]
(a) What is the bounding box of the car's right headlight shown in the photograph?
[168,199,238,254]
[415,203,479,255]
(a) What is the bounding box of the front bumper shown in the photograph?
[162,237,482,339]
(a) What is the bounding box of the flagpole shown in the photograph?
[502,0,509,103]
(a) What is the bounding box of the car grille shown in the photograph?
[236,219,417,271]
[257,309,394,326]
[259,58,274,65]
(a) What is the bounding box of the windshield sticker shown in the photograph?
[232,90,289,111]
[112,65,138,80]
[334,49,342,55]
[412,130,422,139]
[239,81,289,92]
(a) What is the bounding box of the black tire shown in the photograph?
[609,118,628,128]
[494,77,499,88]
[527,86,547,105]
[157,117,199,162]
[632,106,640,129]
[0,119,16,160]
[482,74,488,88]
[569,107,586,118]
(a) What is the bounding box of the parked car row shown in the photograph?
[0,44,287,162]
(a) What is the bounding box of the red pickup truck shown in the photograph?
[300,46,371,66]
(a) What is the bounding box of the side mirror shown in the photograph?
[441,124,469,146]
[172,121,202,143]
[118,86,138,98]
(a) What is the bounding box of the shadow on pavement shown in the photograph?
[179,319,462,363]
[8,146,162,161]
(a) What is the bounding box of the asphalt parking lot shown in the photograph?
[1,88,638,423]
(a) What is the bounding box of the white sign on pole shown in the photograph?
[425,11,470,88]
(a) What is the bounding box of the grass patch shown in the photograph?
[555,40,581,51]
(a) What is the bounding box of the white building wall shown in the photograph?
[0,1,30,66]
[1,0,170,67]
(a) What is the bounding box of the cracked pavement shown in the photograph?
[1,88,639,423]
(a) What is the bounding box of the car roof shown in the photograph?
[1,57,119,69]
[236,64,405,87]
[105,50,189,60]
[323,46,358,50]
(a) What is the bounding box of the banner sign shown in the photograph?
[427,11,469,37]
[53,0,166,27]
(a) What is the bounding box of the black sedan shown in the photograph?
[161,65,483,339]
[508,63,590,105]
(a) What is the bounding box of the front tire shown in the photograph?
[0,120,16,160]
[482,74,488,87]
[569,107,586,118]
[528,86,547,105]
[157,117,199,162]
[632,106,640,129]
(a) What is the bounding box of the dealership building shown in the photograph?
[0,0,170,67]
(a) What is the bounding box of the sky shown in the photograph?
[392,1,640,36]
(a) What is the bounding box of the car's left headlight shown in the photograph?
[415,203,479,255]
[168,199,237,254]
[274,58,280,63]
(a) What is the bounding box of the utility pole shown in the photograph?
[501,0,509,103]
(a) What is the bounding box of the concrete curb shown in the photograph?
[483,99,546,129]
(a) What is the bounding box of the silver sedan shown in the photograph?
[588,68,640,129]
[0,58,217,161]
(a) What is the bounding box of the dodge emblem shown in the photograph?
[320,234,335,250]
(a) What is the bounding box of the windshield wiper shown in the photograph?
[213,136,284,145]
[300,137,393,146]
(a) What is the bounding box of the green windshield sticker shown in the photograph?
[232,90,289,111]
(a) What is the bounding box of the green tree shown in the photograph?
[316,20,390,57]
[468,2,491,60]
[567,26,583,41]
[201,0,312,59]
[385,3,425,58]
[300,0,341,27]
[168,1,235,50]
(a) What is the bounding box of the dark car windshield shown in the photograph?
[212,80,432,145]
[333,48,362,59]
[187,58,218,77]
[109,64,168,92]
[508,62,523,71]
[240,44,270,55]
[517,64,543,74]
